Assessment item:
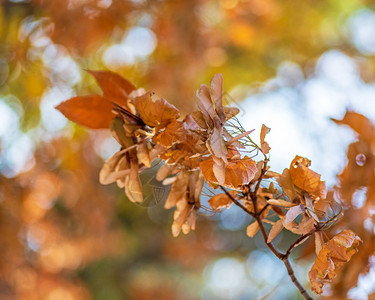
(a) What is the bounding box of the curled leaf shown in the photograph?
[290,155,327,199]
[285,204,305,225]
[260,124,271,154]
[309,230,361,295]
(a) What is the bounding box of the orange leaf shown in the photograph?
[133,92,180,127]
[200,156,257,189]
[153,120,187,147]
[309,230,361,295]
[260,124,271,154]
[289,155,326,199]
[87,70,136,107]
[208,192,235,211]
[246,221,259,237]
[332,111,375,142]
[55,96,114,129]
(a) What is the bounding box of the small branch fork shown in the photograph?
[220,159,315,300]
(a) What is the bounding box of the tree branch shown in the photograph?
[284,228,316,258]
[283,258,313,300]
[220,186,255,217]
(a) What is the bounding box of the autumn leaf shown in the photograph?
[260,124,271,154]
[153,120,187,147]
[309,230,361,295]
[267,219,283,243]
[200,156,257,189]
[208,192,236,211]
[87,70,136,107]
[284,204,305,225]
[289,155,326,199]
[332,111,375,142]
[55,96,114,129]
[246,221,259,237]
[133,92,180,128]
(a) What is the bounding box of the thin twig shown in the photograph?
[282,258,313,300]
[284,228,317,258]
[219,186,255,217]
[258,203,270,216]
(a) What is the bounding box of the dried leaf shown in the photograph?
[156,164,177,182]
[309,230,361,295]
[164,173,187,209]
[200,156,257,189]
[137,141,151,168]
[210,73,225,123]
[283,216,314,235]
[56,96,114,129]
[285,204,305,225]
[99,153,131,185]
[332,111,375,142]
[153,120,186,147]
[124,159,143,203]
[246,221,259,237]
[224,107,240,120]
[315,232,324,256]
[260,124,271,154]
[290,155,327,199]
[267,199,293,207]
[267,219,283,243]
[87,70,136,107]
[133,92,180,127]
[208,193,233,211]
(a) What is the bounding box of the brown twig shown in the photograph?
[220,186,255,217]
[282,258,313,300]
[284,228,317,258]
[222,157,313,299]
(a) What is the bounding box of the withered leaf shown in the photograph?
[137,141,151,168]
[267,219,284,243]
[208,192,235,211]
[283,215,314,235]
[200,156,257,189]
[285,204,305,225]
[164,173,188,209]
[87,70,136,107]
[290,155,327,199]
[99,153,130,185]
[124,160,143,203]
[153,120,186,147]
[276,168,298,203]
[260,124,271,154]
[56,96,114,129]
[332,111,375,142]
[224,107,240,120]
[267,199,293,207]
[309,230,361,295]
[246,221,259,237]
[133,92,180,128]
[210,73,226,123]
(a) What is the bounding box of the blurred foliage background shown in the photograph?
[1,0,375,299]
